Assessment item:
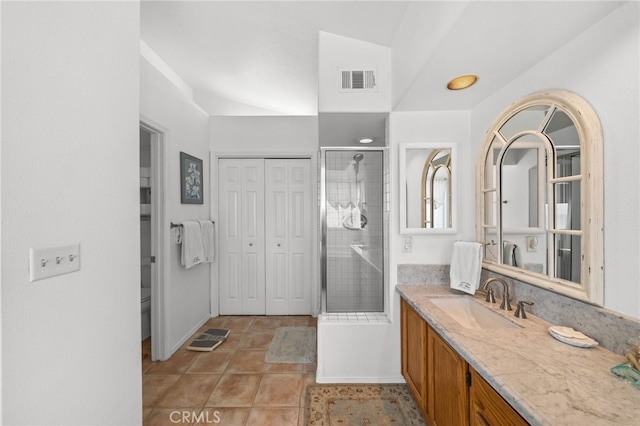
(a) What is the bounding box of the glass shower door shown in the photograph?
[322,149,384,313]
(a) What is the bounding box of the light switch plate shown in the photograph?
[402,236,413,253]
[29,244,80,282]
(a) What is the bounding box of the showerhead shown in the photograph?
[353,153,364,162]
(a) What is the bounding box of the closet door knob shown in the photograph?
[249,243,253,247]
[277,243,281,247]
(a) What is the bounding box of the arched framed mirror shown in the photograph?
[476,90,603,304]
[400,142,457,234]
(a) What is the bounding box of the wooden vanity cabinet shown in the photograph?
[428,326,469,426]
[401,298,530,426]
[400,298,428,415]
[469,369,528,426]
[401,298,468,424]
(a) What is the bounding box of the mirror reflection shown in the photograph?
[498,138,548,275]
[422,149,451,229]
[486,115,583,280]
[400,143,456,234]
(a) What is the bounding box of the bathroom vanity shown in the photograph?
[398,285,639,425]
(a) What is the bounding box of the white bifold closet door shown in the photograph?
[219,159,265,315]
[218,158,311,315]
[264,159,311,315]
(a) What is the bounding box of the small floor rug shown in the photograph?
[265,326,316,364]
[305,384,427,425]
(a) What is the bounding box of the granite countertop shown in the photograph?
[396,285,640,426]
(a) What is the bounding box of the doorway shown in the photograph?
[139,121,169,361]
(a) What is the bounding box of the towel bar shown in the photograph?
[171,220,214,229]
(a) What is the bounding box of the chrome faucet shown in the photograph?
[484,287,496,304]
[514,301,534,319]
[482,278,512,311]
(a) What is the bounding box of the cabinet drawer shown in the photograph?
[470,369,529,426]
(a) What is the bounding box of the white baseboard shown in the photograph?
[315,375,406,384]
[170,313,211,355]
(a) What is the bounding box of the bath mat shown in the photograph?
[265,326,316,364]
[305,383,426,425]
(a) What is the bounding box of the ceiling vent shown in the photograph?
[339,68,377,92]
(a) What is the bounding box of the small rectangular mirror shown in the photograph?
[399,143,457,234]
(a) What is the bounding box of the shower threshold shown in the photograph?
[320,312,390,323]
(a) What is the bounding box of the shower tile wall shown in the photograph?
[324,150,384,313]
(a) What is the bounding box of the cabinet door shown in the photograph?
[218,159,265,315]
[400,299,428,415]
[265,159,311,315]
[470,368,529,426]
[428,325,469,426]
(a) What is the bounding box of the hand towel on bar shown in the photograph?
[198,220,215,263]
[503,242,522,267]
[503,242,513,265]
[180,221,205,269]
[449,241,483,295]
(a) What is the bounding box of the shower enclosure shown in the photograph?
[321,148,384,312]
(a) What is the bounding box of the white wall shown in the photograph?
[389,111,473,267]
[318,31,391,112]
[210,116,318,154]
[140,57,212,353]
[1,2,4,418]
[1,2,140,424]
[470,2,640,318]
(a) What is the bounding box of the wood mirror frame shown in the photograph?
[476,90,604,305]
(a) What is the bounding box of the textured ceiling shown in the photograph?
[141,1,625,116]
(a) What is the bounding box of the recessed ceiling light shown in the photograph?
[358,137,374,144]
[447,74,479,90]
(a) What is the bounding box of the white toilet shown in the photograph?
[141,287,151,340]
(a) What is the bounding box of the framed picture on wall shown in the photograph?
[180,152,203,204]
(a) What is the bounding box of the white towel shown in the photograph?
[326,170,353,209]
[327,181,352,209]
[350,205,362,230]
[450,241,483,295]
[180,221,205,269]
[503,242,522,267]
[198,220,215,263]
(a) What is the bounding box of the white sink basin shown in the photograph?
[428,297,521,329]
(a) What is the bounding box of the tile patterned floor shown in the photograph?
[142,316,317,426]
